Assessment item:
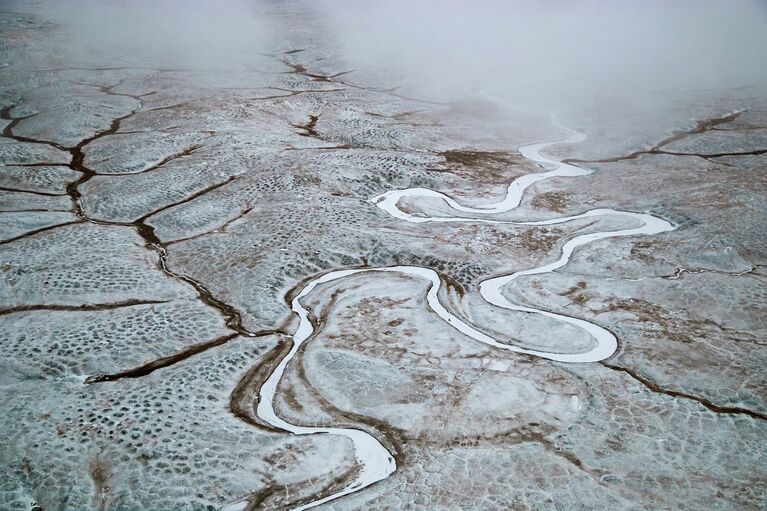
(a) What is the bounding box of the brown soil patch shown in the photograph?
[437,150,530,185]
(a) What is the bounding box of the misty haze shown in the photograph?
[1,1,766,510]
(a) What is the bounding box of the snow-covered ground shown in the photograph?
[1,2,766,510]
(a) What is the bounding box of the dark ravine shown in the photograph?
[84,332,238,384]
[0,208,70,213]
[652,110,745,148]
[669,148,766,159]
[4,162,71,167]
[0,299,169,317]
[132,175,238,233]
[282,60,357,83]
[0,185,68,196]
[103,143,204,176]
[84,329,283,384]
[145,234,257,336]
[566,147,766,165]
[165,204,255,246]
[563,111,756,165]
[662,264,766,280]
[601,361,767,421]
[0,219,84,245]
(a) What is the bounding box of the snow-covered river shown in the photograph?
[224,117,675,510]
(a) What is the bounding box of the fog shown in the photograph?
[34,0,767,107]
[318,0,767,106]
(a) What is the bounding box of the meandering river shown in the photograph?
[226,117,675,510]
